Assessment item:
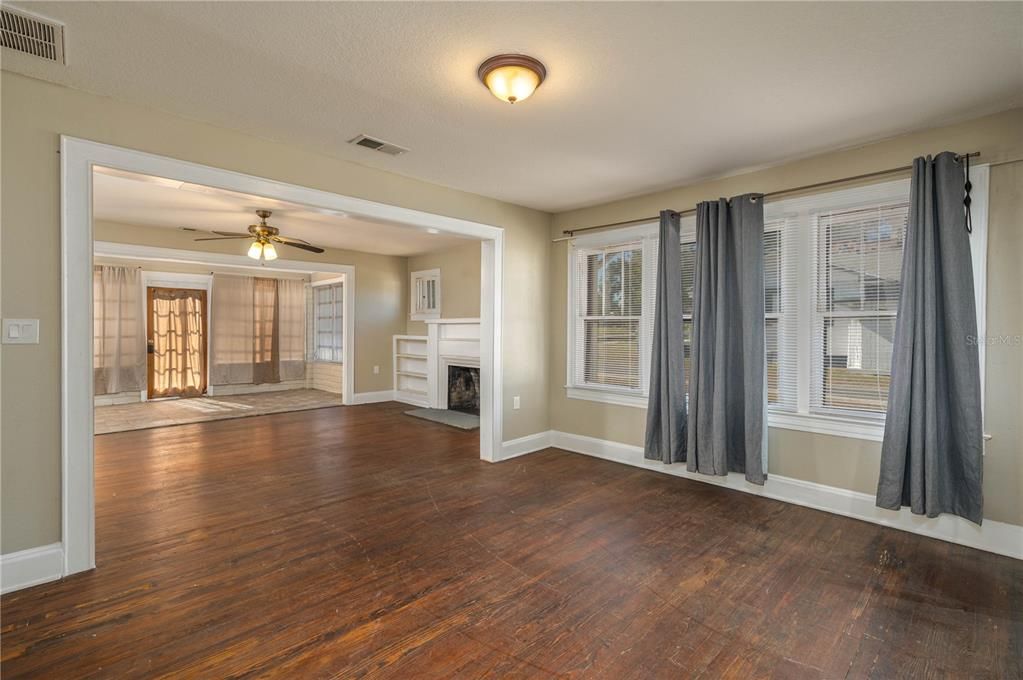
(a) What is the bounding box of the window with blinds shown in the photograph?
[313,282,344,362]
[813,202,906,414]
[765,177,911,420]
[677,218,785,406]
[572,242,645,391]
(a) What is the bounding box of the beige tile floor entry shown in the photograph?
[95,389,342,434]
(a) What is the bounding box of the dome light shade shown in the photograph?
[248,241,264,260]
[478,54,546,104]
[262,242,278,261]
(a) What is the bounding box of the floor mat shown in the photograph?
[404,408,480,430]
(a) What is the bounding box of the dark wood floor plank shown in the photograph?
[2,402,1020,678]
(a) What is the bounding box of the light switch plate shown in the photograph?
[3,319,40,344]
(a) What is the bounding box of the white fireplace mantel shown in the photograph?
[425,318,481,409]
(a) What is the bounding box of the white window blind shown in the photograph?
[678,221,696,399]
[572,242,645,391]
[766,177,911,419]
[813,202,906,414]
[313,282,343,362]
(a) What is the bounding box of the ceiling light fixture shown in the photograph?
[477,54,546,104]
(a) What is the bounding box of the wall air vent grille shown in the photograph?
[348,134,409,157]
[1,6,65,64]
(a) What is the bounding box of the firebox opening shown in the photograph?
[447,365,480,416]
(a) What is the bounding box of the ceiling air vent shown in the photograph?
[348,134,409,157]
[1,6,65,64]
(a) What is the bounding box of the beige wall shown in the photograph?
[1,72,551,554]
[95,220,405,395]
[405,240,482,336]
[549,108,1023,526]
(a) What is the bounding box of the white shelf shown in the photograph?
[398,387,428,396]
[394,335,429,405]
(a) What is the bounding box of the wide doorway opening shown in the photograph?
[62,138,504,577]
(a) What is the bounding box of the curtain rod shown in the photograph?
[556,151,981,241]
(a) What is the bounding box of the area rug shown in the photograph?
[95,389,343,434]
[404,408,480,431]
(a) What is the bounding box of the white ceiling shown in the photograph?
[7,2,1023,212]
[92,167,476,257]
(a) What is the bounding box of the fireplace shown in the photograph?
[447,365,480,415]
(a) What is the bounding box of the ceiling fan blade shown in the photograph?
[278,240,325,254]
[272,234,312,245]
[211,230,251,237]
[194,236,252,241]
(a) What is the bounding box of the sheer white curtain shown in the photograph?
[93,265,146,395]
[150,288,206,398]
[210,274,255,385]
[277,278,307,381]
[210,274,307,385]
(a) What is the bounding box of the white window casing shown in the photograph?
[411,268,441,320]
[311,278,344,363]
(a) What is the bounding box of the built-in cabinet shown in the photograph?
[393,335,429,406]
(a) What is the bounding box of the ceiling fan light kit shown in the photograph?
[194,208,325,260]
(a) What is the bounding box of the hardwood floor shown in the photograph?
[2,402,1020,678]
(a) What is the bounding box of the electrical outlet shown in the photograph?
[373,365,380,374]
[513,396,521,410]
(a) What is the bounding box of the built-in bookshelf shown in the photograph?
[392,335,429,407]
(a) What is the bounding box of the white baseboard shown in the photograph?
[546,430,1023,561]
[499,431,553,461]
[1,543,64,594]
[349,390,395,405]
[393,390,430,408]
[209,380,308,397]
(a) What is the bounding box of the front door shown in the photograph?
[147,287,208,399]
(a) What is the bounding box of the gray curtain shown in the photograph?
[686,194,766,484]
[644,210,687,463]
[876,152,983,524]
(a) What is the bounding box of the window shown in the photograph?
[410,269,441,320]
[313,282,343,362]
[678,222,783,404]
[813,203,905,414]
[766,178,914,434]
[571,243,646,392]
[566,175,987,441]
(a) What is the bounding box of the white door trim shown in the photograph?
[62,136,504,578]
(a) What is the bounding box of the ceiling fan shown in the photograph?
[194,209,325,261]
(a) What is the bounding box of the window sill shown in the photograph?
[565,388,886,441]
[566,386,647,408]
[768,411,884,442]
